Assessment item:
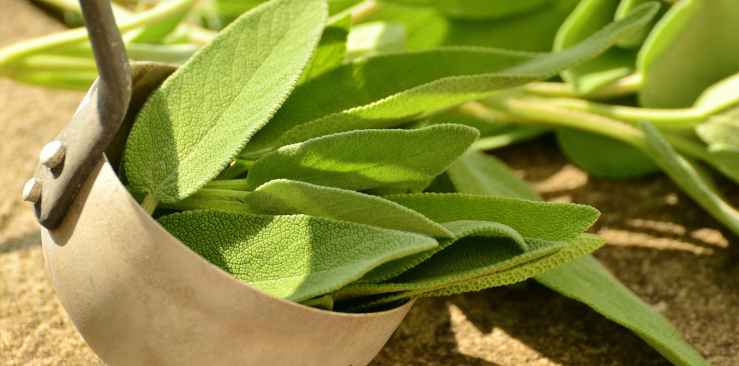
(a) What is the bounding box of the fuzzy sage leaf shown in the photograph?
[245,124,479,190]
[157,210,438,302]
[124,0,327,203]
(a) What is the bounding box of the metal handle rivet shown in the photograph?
[23,178,42,203]
[39,141,66,168]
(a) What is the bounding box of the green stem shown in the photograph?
[522,72,643,99]
[0,0,197,68]
[329,0,382,24]
[141,193,160,215]
[469,127,549,151]
[489,99,649,150]
[542,96,702,128]
[204,179,251,191]
[216,159,255,180]
[157,189,253,213]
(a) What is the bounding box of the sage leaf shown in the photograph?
[240,2,658,156]
[420,233,604,297]
[124,0,327,203]
[245,124,479,190]
[246,179,454,238]
[299,14,351,83]
[614,0,663,48]
[342,233,599,312]
[346,21,407,61]
[638,0,739,108]
[445,151,542,201]
[692,72,739,118]
[554,0,647,95]
[157,210,438,302]
[536,256,710,366]
[557,128,660,180]
[639,121,739,236]
[381,0,553,20]
[696,117,739,147]
[363,0,579,51]
[447,144,709,366]
[384,193,600,243]
[332,221,564,303]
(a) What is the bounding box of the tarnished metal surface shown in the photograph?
[31,0,131,229]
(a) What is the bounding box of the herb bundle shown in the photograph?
[8,0,738,365]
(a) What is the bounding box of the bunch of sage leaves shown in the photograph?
[2,0,723,365]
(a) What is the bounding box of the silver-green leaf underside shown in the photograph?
[332,221,565,303]
[239,2,659,157]
[384,193,600,243]
[124,0,327,203]
[246,179,454,238]
[245,124,480,190]
[157,210,438,302]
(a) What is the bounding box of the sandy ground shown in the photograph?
[1,1,738,365]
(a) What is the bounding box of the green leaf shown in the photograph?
[638,0,739,108]
[245,124,480,190]
[692,72,739,115]
[614,0,664,48]
[639,121,739,236]
[157,210,438,302]
[299,14,351,83]
[384,193,600,243]
[246,179,454,238]
[420,233,604,297]
[364,0,579,51]
[535,256,710,366]
[332,221,565,303]
[240,3,659,156]
[554,0,649,95]
[380,0,553,20]
[346,21,407,61]
[124,0,327,203]
[696,116,739,147]
[557,127,661,180]
[342,233,601,311]
[445,151,542,201]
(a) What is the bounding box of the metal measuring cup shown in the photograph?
[22,1,413,365]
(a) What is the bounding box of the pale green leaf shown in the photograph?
[380,0,553,20]
[332,221,564,303]
[536,256,710,366]
[554,0,647,95]
[245,124,480,190]
[692,72,739,115]
[638,0,739,108]
[696,116,739,147]
[384,193,600,243]
[240,3,658,156]
[346,21,407,61]
[364,0,579,51]
[557,127,660,180]
[615,0,664,48]
[639,121,739,236]
[445,151,542,201]
[157,210,438,302]
[124,0,327,203]
[246,179,454,238]
[299,14,351,83]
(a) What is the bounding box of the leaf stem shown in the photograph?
[469,127,549,151]
[141,193,160,215]
[0,0,198,68]
[329,0,382,24]
[522,72,643,99]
